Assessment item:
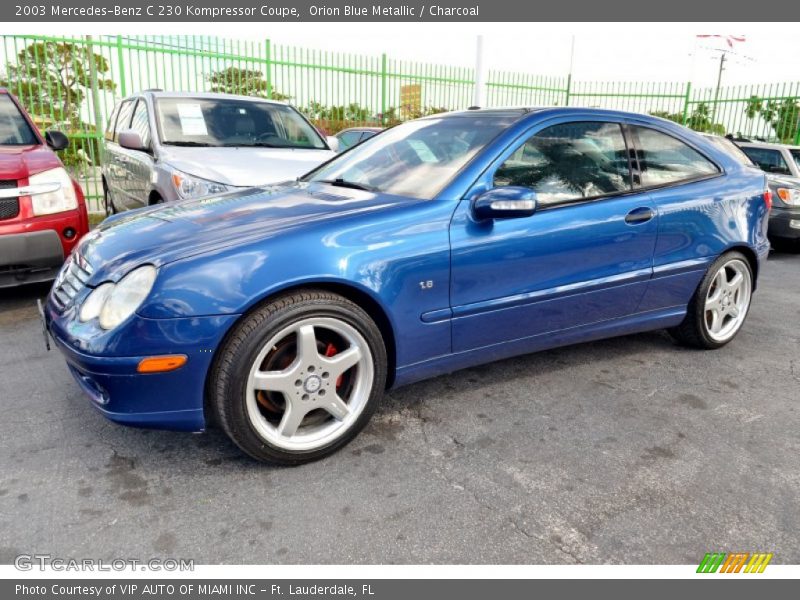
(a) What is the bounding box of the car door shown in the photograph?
[625,124,729,313]
[449,118,659,353]
[122,98,155,208]
[107,99,135,209]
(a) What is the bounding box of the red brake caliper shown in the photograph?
[324,343,344,388]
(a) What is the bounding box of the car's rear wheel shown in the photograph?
[208,290,387,465]
[670,251,753,349]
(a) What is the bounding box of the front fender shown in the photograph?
[138,200,456,368]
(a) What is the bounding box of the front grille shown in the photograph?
[0,180,18,220]
[51,254,94,309]
[0,197,19,220]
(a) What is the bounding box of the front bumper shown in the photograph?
[0,229,64,287]
[768,206,800,240]
[0,207,89,287]
[44,301,239,432]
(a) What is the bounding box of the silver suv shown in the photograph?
[737,141,800,178]
[101,91,338,213]
[736,140,800,244]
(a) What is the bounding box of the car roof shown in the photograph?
[424,106,694,127]
[127,91,291,106]
[338,127,382,133]
[737,140,800,150]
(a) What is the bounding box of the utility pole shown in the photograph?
[711,52,726,123]
[85,35,105,164]
[473,35,486,108]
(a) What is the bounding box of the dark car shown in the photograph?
[335,127,382,151]
[0,89,89,288]
[45,108,770,464]
[705,136,800,246]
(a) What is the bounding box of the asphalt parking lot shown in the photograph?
[1,250,798,565]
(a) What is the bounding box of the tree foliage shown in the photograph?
[0,41,115,126]
[650,102,725,135]
[206,66,290,100]
[744,96,800,143]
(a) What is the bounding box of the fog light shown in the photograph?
[790,220,800,230]
[137,355,187,373]
[63,227,76,239]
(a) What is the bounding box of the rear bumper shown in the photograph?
[768,206,800,240]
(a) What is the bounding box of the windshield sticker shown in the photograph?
[407,139,438,163]
[177,103,208,136]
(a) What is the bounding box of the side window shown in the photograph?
[113,100,135,143]
[104,103,120,142]
[740,147,791,176]
[129,99,151,149]
[493,121,631,208]
[631,126,719,187]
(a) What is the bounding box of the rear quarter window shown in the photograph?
[113,100,135,143]
[104,103,121,142]
[630,126,719,187]
[740,147,791,176]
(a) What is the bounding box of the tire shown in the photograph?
[103,185,116,216]
[669,251,753,349]
[208,290,387,465]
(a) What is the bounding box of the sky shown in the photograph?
[17,22,800,90]
[251,23,799,89]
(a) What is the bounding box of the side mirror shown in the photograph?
[45,130,69,152]
[326,136,340,152]
[472,186,537,221]
[117,129,147,151]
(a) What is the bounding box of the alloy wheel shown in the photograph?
[704,258,752,343]
[244,317,374,452]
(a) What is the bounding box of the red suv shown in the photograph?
[0,89,89,288]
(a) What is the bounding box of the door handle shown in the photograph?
[625,206,655,225]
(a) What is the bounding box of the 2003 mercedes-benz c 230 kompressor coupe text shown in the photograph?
[44,107,772,464]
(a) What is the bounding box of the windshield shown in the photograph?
[0,95,38,145]
[305,115,513,199]
[790,149,800,171]
[155,97,327,149]
[705,136,754,166]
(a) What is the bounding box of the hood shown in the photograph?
[766,173,800,188]
[159,146,336,187]
[78,182,414,283]
[0,144,62,181]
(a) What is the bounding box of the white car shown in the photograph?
[101,91,338,213]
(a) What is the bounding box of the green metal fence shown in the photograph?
[2,34,799,212]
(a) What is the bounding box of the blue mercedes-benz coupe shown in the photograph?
[44,107,771,464]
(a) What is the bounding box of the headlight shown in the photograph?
[28,167,78,216]
[79,282,114,323]
[78,265,157,330]
[776,187,800,206]
[171,169,230,199]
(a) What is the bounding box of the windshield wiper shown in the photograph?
[220,142,298,149]
[319,178,376,192]
[163,141,219,147]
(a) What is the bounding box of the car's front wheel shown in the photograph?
[103,185,116,215]
[208,290,387,465]
[670,251,753,349]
